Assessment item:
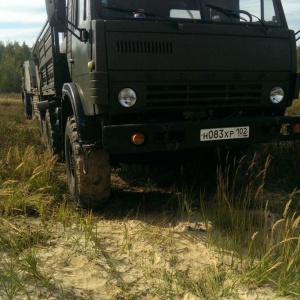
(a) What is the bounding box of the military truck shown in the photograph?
[21,60,38,119]
[24,0,300,208]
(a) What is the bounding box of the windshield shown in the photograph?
[98,0,281,26]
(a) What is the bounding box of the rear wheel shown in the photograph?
[22,91,32,119]
[44,110,61,156]
[39,112,47,145]
[65,116,111,208]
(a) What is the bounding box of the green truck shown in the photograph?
[22,0,300,207]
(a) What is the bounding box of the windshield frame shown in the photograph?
[96,0,283,28]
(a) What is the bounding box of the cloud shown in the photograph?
[0,0,299,46]
[277,1,300,43]
[0,13,46,24]
[0,27,43,46]
[0,0,46,24]
[0,0,45,10]
[0,0,46,45]
[282,0,300,13]
[282,0,300,28]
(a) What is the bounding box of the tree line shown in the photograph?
[0,41,31,93]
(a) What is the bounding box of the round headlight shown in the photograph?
[118,88,137,108]
[270,87,284,104]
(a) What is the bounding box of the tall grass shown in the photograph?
[199,151,300,297]
[246,199,300,296]
[0,96,70,298]
[0,146,61,216]
[0,96,40,136]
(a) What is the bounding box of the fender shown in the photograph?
[293,73,300,100]
[62,83,91,143]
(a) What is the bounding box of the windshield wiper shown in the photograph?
[102,6,183,29]
[206,4,250,22]
[206,4,271,34]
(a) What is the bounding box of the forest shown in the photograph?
[0,41,299,94]
[0,41,31,93]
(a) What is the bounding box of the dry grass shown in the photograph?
[201,154,300,297]
[0,94,299,299]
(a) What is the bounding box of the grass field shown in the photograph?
[0,94,299,299]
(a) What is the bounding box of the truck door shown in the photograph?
[66,0,74,76]
[70,0,92,109]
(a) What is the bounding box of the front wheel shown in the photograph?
[65,116,111,208]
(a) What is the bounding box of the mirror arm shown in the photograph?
[295,30,300,42]
[57,17,89,43]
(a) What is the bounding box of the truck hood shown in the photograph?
[104,21,294,72]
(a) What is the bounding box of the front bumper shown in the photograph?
[103,115,300,155]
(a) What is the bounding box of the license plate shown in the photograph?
[200,126,249,141]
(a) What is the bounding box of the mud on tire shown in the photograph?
[22,91,32,119]
[65,116,111,208]
[44,110,61,156]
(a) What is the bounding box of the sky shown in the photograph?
[0,0,299,47]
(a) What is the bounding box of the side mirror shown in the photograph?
[45,0,66,31]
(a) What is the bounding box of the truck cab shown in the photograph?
[31,0,299,207]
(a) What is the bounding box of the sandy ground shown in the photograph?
[24,218,216,299]
[1,213,292,300]
[0,173,296,299]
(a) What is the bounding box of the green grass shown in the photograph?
[0,96,42,156]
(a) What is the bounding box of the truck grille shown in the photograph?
[146,84,262,108]
[116,40,173,54]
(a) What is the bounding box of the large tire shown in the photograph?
[65,116,111,208]
[39,112,47,145]
[44,110,61,156]
[22,91,32,119]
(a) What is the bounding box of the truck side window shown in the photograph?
[263,0,277,22]
[78,0,87,24]
[240,0,279,24]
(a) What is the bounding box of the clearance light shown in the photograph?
[131,133,145,145]
[293,124,300,133]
